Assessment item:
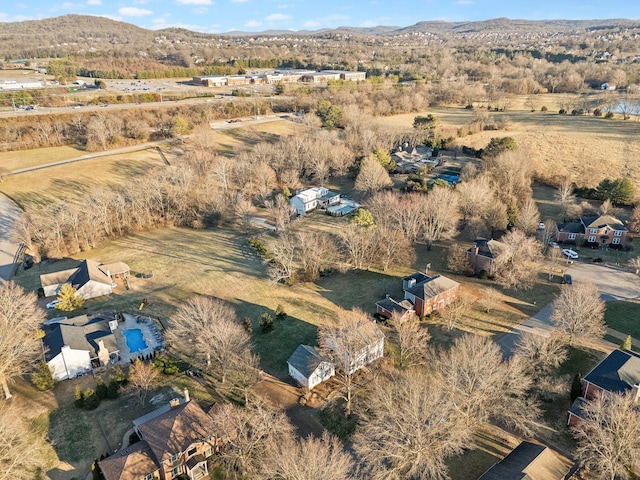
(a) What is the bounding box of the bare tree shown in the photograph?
[550,283,606,347]
[438,291,475,331]
[353,370,471,480]
[418,186,459,248]
[456,176,493,222]
[434,334,539,433]
[0,404,45,480]
[259,432,356,480]
[234,196,255,233]
[265,194,292,233]
[0,282,45,399]
[336,224,378,271]
[296,231,339,281]
[318,308,384,417]
[514,332,568,379]
[354,155,392,195]
[265,232,298,284]
[211,398,294,478]
[478,286,502,314]
[555,179,577,219]
[572,391,640,480]
[167,296,252,383]
[515,198,541,235]
[127,358,160,405]
[447,244,472,275]
[376,226,414,272]
[389,311,431,368]
[493,229,541,290]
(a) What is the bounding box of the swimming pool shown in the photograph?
[123,328,148,353]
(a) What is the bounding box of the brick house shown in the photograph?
[567,349,640,426]
[100,390,220,480]
[376,271,460,319]
[556,215,629,247]
[466,238,504,275]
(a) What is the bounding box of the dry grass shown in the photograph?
[0,148,167,209]
[375,96,640,189]
[0,145,85,172]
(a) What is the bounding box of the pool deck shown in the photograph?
[116,313,165,364]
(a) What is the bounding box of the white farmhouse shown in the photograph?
[287,345,335,390]
[289,187,340,215]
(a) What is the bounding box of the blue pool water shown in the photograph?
[123,328,148,353]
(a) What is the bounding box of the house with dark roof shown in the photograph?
[568,349,640,426]
[40,259,129,300]
[466,238,504,275]
[287,344,335,390]
[42,315,119,381]
[556,215,629,247]
[375,295,415,320]
[100,390,220,480]
[403,272,460,316]
[375,270,460,319]
[478,441,572,480]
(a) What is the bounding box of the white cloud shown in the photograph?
[244,20,262,27]
[231,0,249,3]
[302,20,320,28]
[454,0,473,4]
[87,0,101,4]
[301,13,348,28]
[118,6,152,16]
[265,13,291,22]
[177,0,212,4]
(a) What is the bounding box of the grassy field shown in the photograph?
[0,145,86,172]
[604,299,640,339]
[0,148,168,210]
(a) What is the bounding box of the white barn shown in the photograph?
[287,345,335,390]
[42,315,119,381]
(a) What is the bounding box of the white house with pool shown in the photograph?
[42,315,120,381]
[41,313,165,381]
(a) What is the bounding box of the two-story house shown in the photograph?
[556,215,629,247]
[289,187,340,215]
[100,390,220,480]
[568,349,640,426]
[375,271,460,319]
[466,238,504,275]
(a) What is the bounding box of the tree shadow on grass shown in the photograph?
[233,299,318,380]
[315,269,404,314]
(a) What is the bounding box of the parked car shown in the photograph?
[562,248,579,260]
[562,274,572,285]
[549,242,560,249]
[538,222,546,230]
[46,299,60,309]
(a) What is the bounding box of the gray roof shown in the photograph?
[583,349,640,393]
[287,345,330,378]
[556,222,584,234]
[568,396,588,419]
[469,238,504,259]
[403,272,430,284]
[42,315,118,361]
[99,441,158,480]
[69,259,112,288]
[406,274,460,300]
[479,441,571,480]
[376,297,413,315]
[582,215,627,231]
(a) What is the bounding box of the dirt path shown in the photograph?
[253,373,325,438]
[0,193,22,281]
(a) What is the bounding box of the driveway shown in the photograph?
[0,193,22,281]
[497,261,640,357]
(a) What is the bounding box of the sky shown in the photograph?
[1,0,640,33]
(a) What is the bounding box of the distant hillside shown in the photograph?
[2,14,640,62]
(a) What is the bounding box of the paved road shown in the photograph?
[497,261,640,357]
[0,194,22,281]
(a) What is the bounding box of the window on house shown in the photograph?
[170,454,179,464]
[144,474,154,480]
[568,233,576,240]
[187,448,197,457]
[612,238,621,245]
[171,466,180,477]
[590,228,598,234]
[614,230,622,236]
[588,236,596,243]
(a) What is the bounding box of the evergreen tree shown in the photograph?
[56,283,84,311]
[621,335,633,351]
[571,373,583,402]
